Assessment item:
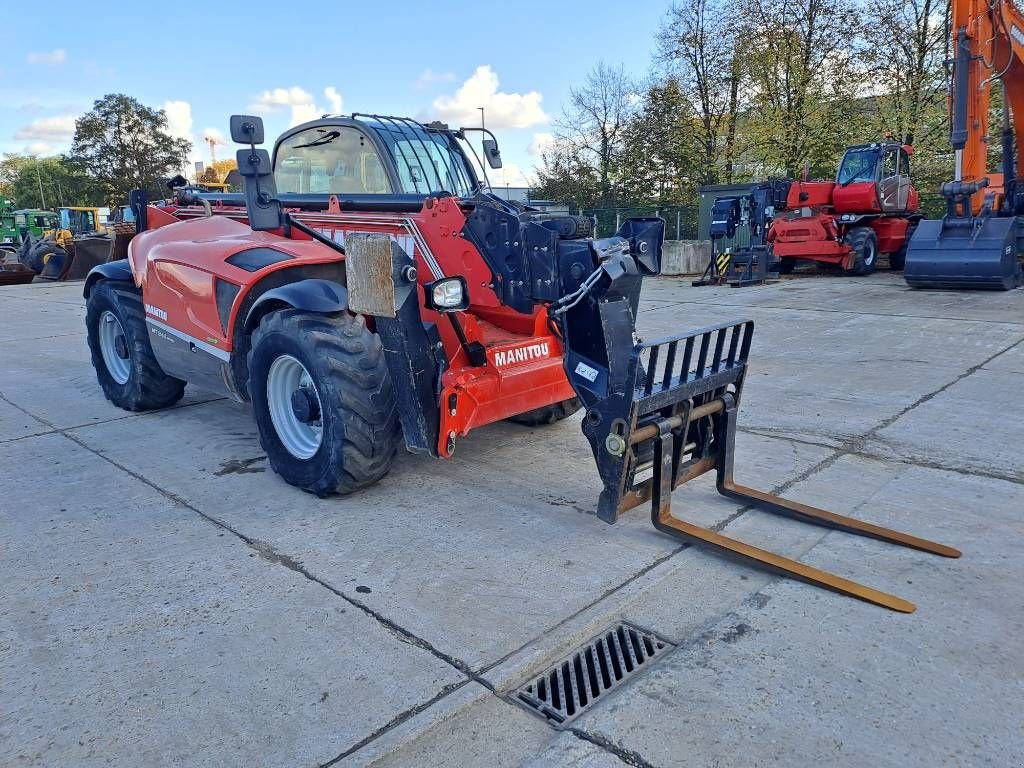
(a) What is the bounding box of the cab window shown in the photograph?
[898,149,911,176]
[882,148,898,177]
[274,126,392,195]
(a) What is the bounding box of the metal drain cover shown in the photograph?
[514,622,674,726]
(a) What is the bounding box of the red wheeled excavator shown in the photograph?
[903,0,1024,289]
[767,142,921,275]
[83,113,958,612]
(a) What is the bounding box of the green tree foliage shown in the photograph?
[658,0,743,183]
[0,154,100,209]
[618,78,701,204]
[68,94,191,207]
[535,0,953,211]
[532,63,637,209]
[739,0,864,178]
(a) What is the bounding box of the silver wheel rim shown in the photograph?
[98,310,131,385]
[864,240,876,266]
[267,354,323,460]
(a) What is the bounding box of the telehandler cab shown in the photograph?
[84,113,958,612]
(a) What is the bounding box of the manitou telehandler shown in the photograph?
[903,0,1024,289]
[84,113,958,612]
[768,142,921,275]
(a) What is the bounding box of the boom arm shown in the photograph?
[951,0,1024,207]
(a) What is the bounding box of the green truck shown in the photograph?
[1,199,59,253]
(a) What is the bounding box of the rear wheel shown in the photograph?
[248,309,401,496]
[777,257,796,274]
[889,223,916,271]
[85,280,186,410]
[507,398,582,426]
[844,227,878,275]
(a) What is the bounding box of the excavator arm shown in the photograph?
[904,0,1024,289]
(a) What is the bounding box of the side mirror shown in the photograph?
[230,114,265,145]
[482,138,502,169]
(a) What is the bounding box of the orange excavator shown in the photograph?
[904,0,1024,289]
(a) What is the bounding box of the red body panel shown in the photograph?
[870,216,910,253]
[131,198,576,456]
[768,212,852,267]
[832,182,881,214]
[786,181,835,209]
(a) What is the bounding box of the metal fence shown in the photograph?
[577,205,699,241]
[574,192,944,244]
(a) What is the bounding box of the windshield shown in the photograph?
[363,117,478,198]
[274,126,392,195]
[836,149,879,185]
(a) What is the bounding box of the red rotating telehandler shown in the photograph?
[767,142,921,275]
[84,114,957,612]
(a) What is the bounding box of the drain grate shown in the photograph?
[514,622,674,726]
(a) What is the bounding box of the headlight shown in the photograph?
[426,277,469,311]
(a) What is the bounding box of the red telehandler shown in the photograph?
[767,142,921,275]
[83,113,958,612]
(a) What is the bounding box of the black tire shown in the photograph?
[86,280,186,411]
[247,309,401,496]
[507,397,582,426]
[844,226,878,275]
[777,257,797,274]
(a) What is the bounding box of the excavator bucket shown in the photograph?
[573,318,960,612]
[904,216,1022,290]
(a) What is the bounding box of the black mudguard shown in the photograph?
[84,258,134,298]
[242,279,349,331]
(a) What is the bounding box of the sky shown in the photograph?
[0,1,668,189]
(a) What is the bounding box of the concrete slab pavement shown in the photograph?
[1,273,1022,767]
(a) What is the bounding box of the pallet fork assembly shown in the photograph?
[571,318,960,612]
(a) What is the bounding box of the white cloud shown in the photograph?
[27,49,66,65]
[432,66,548,130]
[249,86,333,126]
[202,127,226,145]
[527,132,555,157]
[415,69,457,90]
[162,100,194,142]
[324,86,343,114]
[486,162,534,189]
[14,114,77,141]
[162,100,202,175]
[24,141,54,156]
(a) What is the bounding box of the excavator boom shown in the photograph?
[904,0,1024,289]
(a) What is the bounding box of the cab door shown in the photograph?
[878,146,911,213]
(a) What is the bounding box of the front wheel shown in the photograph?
[844,227,878,276]
[777,257,796,274]
[85,280,186,411]
[247,310,401,496]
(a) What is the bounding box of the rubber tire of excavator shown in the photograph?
[507,397,582,426]
[247,309,401,497]
[777,257,796,274]
[844,226,878,276]
[85,280,186,411]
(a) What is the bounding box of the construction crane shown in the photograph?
[904,0,1024,289]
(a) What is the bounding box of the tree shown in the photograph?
[68,94,191,207]
[740,0,866,177]
[0,154,100,209]
[618,78,701,204]
[538,62,637,208]
[657,0,745,183]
